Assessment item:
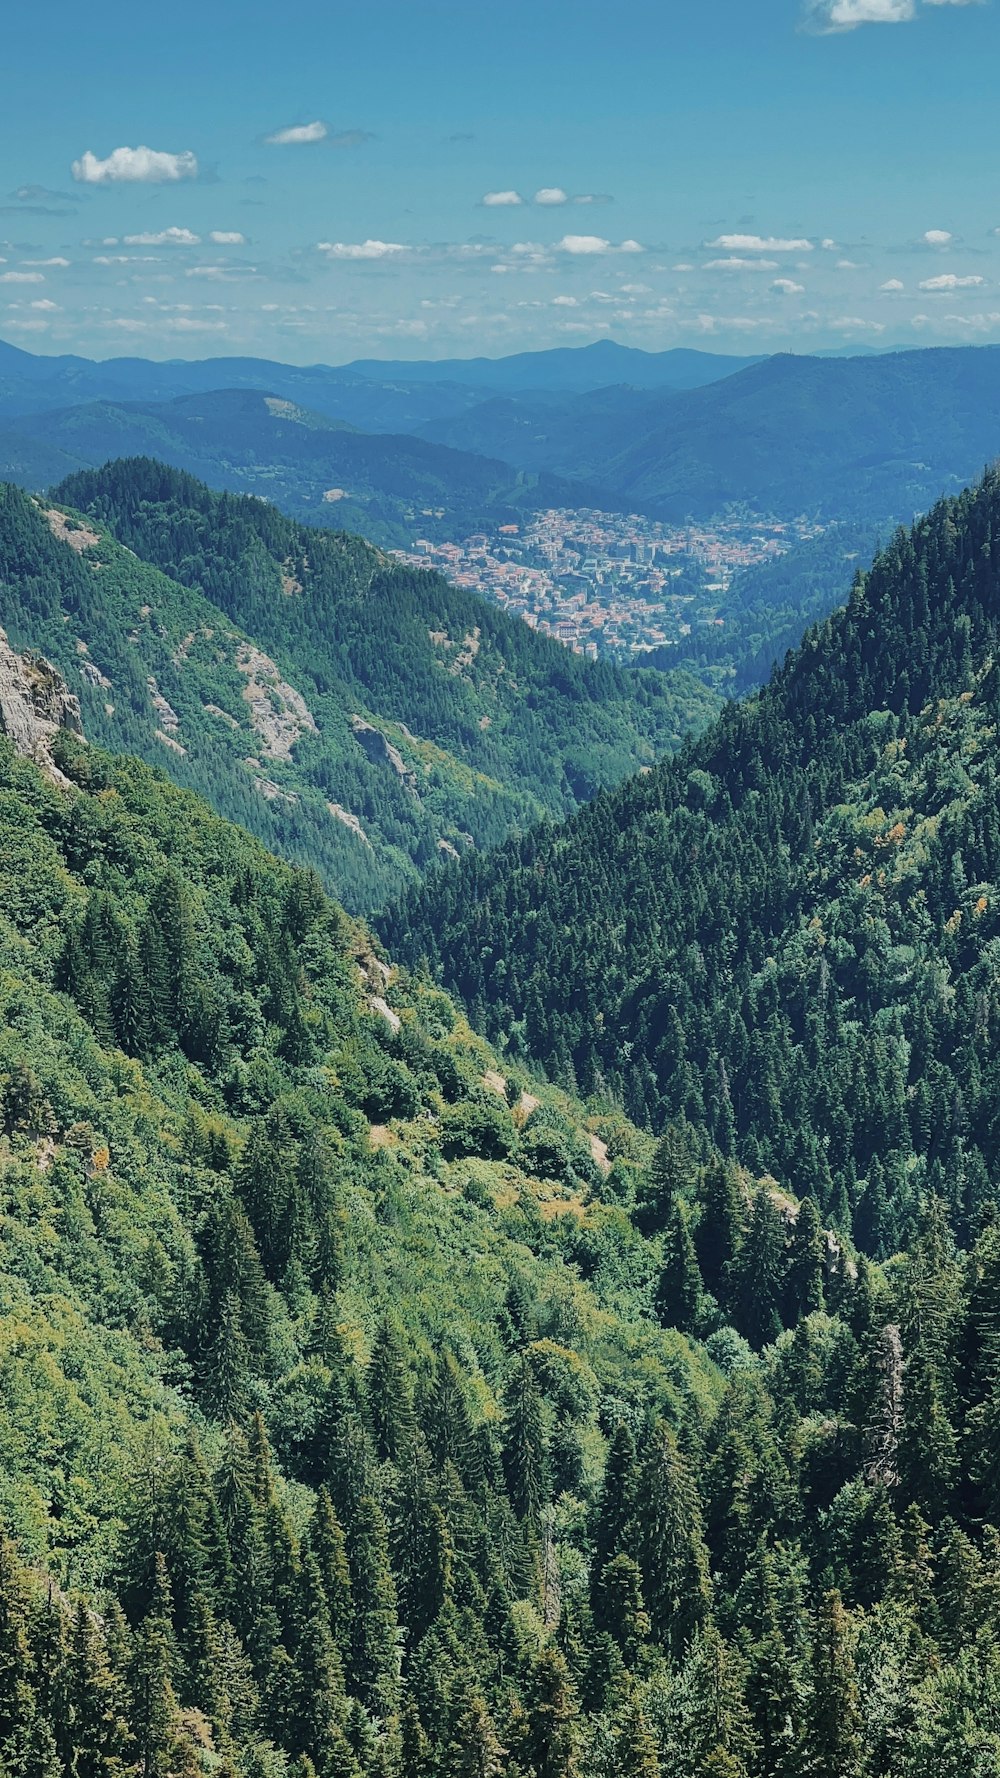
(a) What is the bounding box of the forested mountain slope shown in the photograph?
[4,632,1000,1772]
[0,389,613,549]
[0,463,714,910]
[382,468,1000,1258]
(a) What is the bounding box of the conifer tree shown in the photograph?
[633,1422,712,1658]
[518,1646,580,1778]
[347,1496,399,1719]
[729,1188,785,1351]
[655,1198,703,1334]
[807,1589,861,1778]
[443,1694,505,1778]
[307,1489,353,1665]
[502,1355,547,1523]
[695,1159,744,1305]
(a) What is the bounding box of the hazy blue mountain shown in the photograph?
[0,336,759,434]
[421,344,1000,522]
[345,338,765,392]
[0,386,619,546]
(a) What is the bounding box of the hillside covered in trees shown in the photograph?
[3,500,1000,1773]
[0,462,714,911]
[383,468,1000,1263]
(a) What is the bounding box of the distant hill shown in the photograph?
[0,459,717,911]
[0,335,759,435]
[420,344,1000,523]
[345,339,765,393]
[0,387,613,547]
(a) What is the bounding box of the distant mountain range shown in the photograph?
[5,338,1000,548]
[0,387,608,547]
[417,345,1000,524]
[0,336,756,431]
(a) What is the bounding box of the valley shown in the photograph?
[392,504,826,659]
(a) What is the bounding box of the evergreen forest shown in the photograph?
[2,458,1000,1775]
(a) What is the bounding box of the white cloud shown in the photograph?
[265,121,327,145]
[551,294,578,306]
[919,272,985,289]
[0,271,44,283]
[808,0,980,26]
[621,282,652,294]
[705,256,780,271]
[880,278,905,291]
[534,188,568,205]
[673,262,695,272]
[163,315,227,332]
[923,228,953,244]
[209,230,246,245]
[821,238,838,250]
[836,259,861,269]
[706,233,813,253]
[555,234,643,255]
[830,315,886,331]
[94,254,162,265]
[772,278,805,293]
[318,239,407,259]
[29,298,60,311]
[558,234,611,253]
[806,0,914,29]
[21,256,70,267]
[72,145,198,184]
[123,227,200,246]
[482,190,523,206]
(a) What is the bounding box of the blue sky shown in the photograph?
[3,0,1000,363]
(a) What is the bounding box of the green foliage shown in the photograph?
[0,462,714,914]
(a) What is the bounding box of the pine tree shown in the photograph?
[784,1196,825,1322]
[808,1589,861,1778]
[398,1694,431,1778]
[634,1119,699,1235]
[729,1188,785,1351]
[205,1288,255,1425]
[695,1159,744,1305]
[591,1420,637,1582]
[368,1317,417,1464]
[308,1489,353,1665]
[288,1551,348,1768]
[613,1694,659,1778]
[63,1598,130,1778]
[347,1496,399,1719]
[130,1554,192,1778]
[443,1694,505,1778]
[655,1198,703,1334]
[517,1647,580,1778]
[502,1355,547,1523]
[633,1422,712,1658]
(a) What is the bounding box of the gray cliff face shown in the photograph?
[0,629,84,778]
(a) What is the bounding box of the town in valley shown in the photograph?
[392,506,825,658]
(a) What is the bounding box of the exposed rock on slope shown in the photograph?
[351,714,419,795]
[0,629,83,776]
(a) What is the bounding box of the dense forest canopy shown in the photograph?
[2,719,1000,1773]
[6,456,1000,1773]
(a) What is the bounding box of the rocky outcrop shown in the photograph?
[236,644,318,761]
[0,630,84,780]
[350,716,419,796]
